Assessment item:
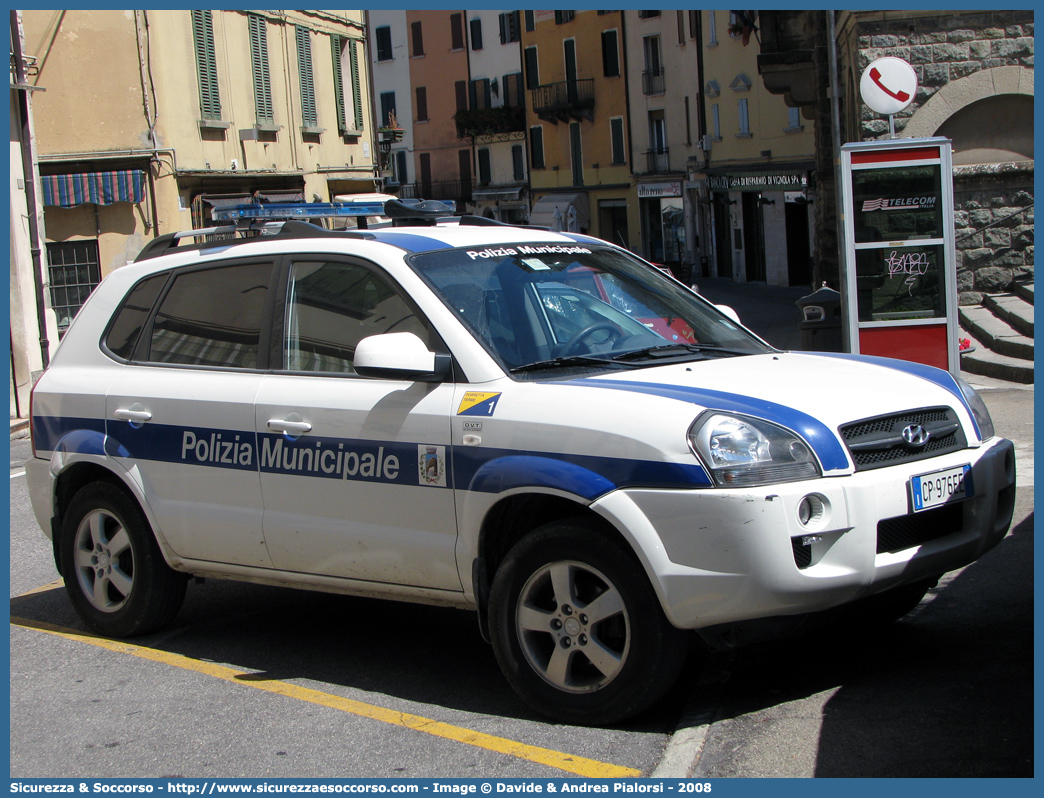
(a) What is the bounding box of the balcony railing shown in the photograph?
[645,148,670,173]
[642,68,665,96]
[531,79,595,123]
[400,179,474,207]
[454,106,526,141]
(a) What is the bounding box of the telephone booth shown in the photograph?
[839,137,959,374]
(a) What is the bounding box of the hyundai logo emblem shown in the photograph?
[902,424,931,447]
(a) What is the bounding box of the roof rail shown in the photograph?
[133,220,371,262]
[456,215,551,231]
[384,198,457,226]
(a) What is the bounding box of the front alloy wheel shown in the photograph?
[489,520,688,725]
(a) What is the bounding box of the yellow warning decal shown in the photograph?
[457,392,502,417]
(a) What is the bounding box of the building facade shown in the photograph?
[699,10,817,287]
[623,10,702,278]
[18,9,376,340]
[522,10,635,247]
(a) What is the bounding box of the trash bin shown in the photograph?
[796,286,843,352]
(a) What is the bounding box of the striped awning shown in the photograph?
[41,170,146,208]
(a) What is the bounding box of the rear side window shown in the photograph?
[103,273,168,360]
[147,262,272,369]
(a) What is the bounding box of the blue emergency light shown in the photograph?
[211,201,387,221]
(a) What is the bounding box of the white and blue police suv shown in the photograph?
[27,199,1016,725]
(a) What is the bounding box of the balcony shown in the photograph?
[645,149,670,174]
[531,79,595,124]
[454,106,526,142]
[642,68,665,96]
[400,179,474,208]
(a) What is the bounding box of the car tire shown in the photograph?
[59,481,187,637]
[488,519,688,726]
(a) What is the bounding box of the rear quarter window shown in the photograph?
[103,273,168,361]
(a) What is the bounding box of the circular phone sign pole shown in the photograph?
[860,57,918,137]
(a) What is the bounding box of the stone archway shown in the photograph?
[903,65,1034,143]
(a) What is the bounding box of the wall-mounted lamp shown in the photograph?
[758,196,776,205]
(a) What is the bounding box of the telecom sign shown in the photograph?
[860,57,918,115]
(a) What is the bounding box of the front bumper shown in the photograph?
[593,436,1016,630]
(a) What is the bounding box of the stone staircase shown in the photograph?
[959,282,1034,384]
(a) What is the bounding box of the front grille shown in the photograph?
[840,407,967,471]
[877,502,963,554]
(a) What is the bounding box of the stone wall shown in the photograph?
[840,10,1035,301]
[953,162,1034,304]
[852,10,1034,139]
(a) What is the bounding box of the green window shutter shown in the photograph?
[331,34,347,134]
[296,26,317,129]
[191,10,221,121]
[349,39,364,132]
[248,15,273,125]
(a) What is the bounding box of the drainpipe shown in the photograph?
[827,10,851,352]
[11,10,50,368]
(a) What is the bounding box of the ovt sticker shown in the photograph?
[457,391,502,417]
[418,445,447,487]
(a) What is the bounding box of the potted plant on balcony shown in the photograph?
[378,110,404,143]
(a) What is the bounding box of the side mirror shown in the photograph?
[354,333,451,382]
[715,304,741,324]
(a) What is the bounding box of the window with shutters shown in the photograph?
[296,26,318,130]
[529,126,545,170]
[555,12,575,25]
[499,11,520,44]
[416,86,428,122]
[469,78,491,111]
[331,35,364,135]
[395,150,408,185]
[524,11,535,32]
[478,149,491,186]
[411,21,424,57]
[191,10,221,122]
[601,29,620,77]
[524,46,539,90]
[248,15,274,127]
[610,117,626,165]
[470,18,483,50]
[512,144,524,182]
[738,98,750,136]
[454,81,468,112]
[502,73,524,108]
[375,26,392,61]
[677,11,686,45]
[638,11,660,19]
[419,152,432,194]
[450,14,464,51]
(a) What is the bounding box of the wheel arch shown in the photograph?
[471,491,651,641]
[51,459,178,575]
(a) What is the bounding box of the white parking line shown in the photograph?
[10,469,26,479]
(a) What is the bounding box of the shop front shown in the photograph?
[637,180,687,279]
[706,167,814,287]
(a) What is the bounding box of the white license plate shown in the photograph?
[909,464,973,512]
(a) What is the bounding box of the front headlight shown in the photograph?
[955,375,995,441]
[688,412,821,487]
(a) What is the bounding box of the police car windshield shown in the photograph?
[409,243,771,377]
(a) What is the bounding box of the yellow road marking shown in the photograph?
[10,613,641,778]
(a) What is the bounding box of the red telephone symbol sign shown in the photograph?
[869,67,910,103]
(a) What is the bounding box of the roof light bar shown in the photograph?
[212,201,387,221]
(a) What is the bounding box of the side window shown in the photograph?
[104,273,168,360]
[283,260,430,374]
[147,262,272,369]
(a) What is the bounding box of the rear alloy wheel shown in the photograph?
[60,482,187,637]
[489,520,688,725]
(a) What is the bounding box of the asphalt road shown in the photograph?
[8,385,1033,778]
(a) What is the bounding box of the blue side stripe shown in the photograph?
[561,379,852,473]
[33,416,713,498]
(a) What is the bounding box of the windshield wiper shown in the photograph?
[509,354,636,374]
[611,343,754,362]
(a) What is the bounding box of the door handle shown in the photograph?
[113,408,153,423]
[267,419,313,435]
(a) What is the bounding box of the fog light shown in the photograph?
[798,494,825,528]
